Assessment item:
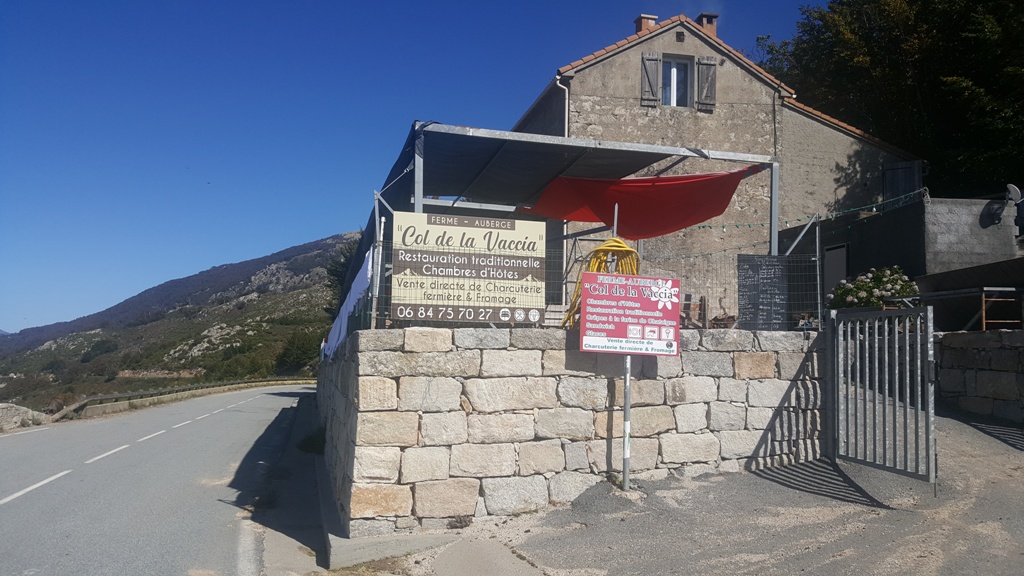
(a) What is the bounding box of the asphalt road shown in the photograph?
[0,384,314,576]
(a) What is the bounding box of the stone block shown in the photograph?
[631,405,676,437]
[518,440,566,475]
[482,476,549,515]
[719,378,748,402]
[350,483,413,518]
[678,330,701,351]
[674,403,708,433]
[564,441,590,470]
[511,328,566,350]
[680,351,733,377]
[420,412,468,446]
[595,410,623,438]
[593,351,642,379]
[717,430,767,459]
[793,381,823,409]
[467,413,535,443]
[535,408,595,440]
[357,377,398,411]
[548,471,604,503]
[400,447,450,483]
[701,329,754,351]
[665,376,717,404]
[542,349,593,376]
[734,352,776,380]
[353,446,401,483]
[404,327,453,352]
[778,351,821,381]
[464,377,557,412]
[746,407,774,430]
[976,371,1019,400]
[747,379,794,408]
[642,354,681,379]
[481,350,543,377]
[708,402,746,431]
[993,400,1023,423]
[660,432,720,464]
[414,478,481,518]
[355,329,404,351]
[585,438,659,472]
[450,443,516,477]
[756,331,808,352]
[356,412,419,447]
[359,350,481,378]
[989,349,1020,372]
[942,331,1001,348]
[398,377,463,412]
[454,328,510,350]
[608,379,665,407]
[348,519,396,538]
[558,377,609,410]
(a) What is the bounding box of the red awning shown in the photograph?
[520,165,765,240]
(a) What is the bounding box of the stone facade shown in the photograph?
[318,326,823,537]
[935,331,1024,423]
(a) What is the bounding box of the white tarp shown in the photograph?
[323,249,372,359]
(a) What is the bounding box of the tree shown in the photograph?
[757,0,1024,197]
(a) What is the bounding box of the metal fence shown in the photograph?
[352,238,822,332]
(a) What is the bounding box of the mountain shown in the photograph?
[0,232,360,411]
[0,329,9,336]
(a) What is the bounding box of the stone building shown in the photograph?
[514,12,921,286]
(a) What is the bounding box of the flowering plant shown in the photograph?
[825,266,919,309]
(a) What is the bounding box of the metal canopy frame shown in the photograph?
[400,121,781,253]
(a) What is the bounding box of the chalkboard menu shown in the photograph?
[737,255,788,331]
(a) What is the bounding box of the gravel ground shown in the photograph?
[385,408,1024,576]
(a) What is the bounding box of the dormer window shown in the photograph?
[661,56,693,107]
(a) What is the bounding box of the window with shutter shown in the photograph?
[696,56,717,113]
[640,52,660,107]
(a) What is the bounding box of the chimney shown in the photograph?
[696,12,719,38]
[634,14,657,33]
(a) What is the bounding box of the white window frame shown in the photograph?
[661,56,693,108]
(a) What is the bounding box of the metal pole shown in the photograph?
[370,216,386,329]
[770,162,780,256]
[623,355,631,491]
[613,203,619,237]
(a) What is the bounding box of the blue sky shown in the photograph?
[0,0,821,333]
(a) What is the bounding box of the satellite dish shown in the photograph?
[1008,184,1021,204]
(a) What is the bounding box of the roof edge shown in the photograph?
[781,98,919,160]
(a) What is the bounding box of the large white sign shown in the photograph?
[391,212,546,324]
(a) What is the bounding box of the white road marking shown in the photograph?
[0,469,73,505]
[172,420,193,428]
[85,445,130,464]
[195,413,210,420]
[137,430,166,442]
[212,409,224,414]
[1,427,51,438]
[227,404,238,408]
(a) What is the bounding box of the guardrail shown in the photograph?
[52,377,316,421]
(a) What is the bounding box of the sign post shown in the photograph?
[579,271,680,490]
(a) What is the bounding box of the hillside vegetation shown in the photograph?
[0,232,359,412]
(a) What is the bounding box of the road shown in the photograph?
[0,384,314,576]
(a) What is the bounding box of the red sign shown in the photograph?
[579,272,680,356]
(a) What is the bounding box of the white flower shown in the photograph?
[650,279,680,311]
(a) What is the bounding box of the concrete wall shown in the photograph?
[318,326,824,538]
[924,199,1018,275]
[936,331,1024,423]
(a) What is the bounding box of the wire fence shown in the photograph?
[347,240,822,332]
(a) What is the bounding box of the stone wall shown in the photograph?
[935,331,1024,423]
[318,327,824,537]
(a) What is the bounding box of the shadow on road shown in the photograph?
[220,391,328,568]
[750,459,892,508]
[938,404,1024,452]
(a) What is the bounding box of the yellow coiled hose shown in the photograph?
[561,238,639,328]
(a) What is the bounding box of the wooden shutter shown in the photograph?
[640,52,661,107]
[696,56,717,112]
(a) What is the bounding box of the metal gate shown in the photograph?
[827,307,936,483]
